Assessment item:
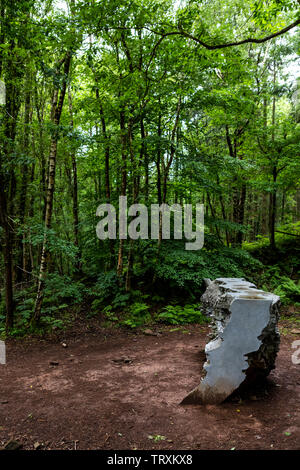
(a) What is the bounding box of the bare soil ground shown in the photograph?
[0,321,299,450]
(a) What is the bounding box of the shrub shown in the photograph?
[274,277,300,305]
[122,302,151,328]
[158,304,209,325]
[154,242,262,296]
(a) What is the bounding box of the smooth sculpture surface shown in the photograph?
[182,278,280,405]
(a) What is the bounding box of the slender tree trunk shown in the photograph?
[156,105,162,206]
[269,62,277,250]
[0,39,22,330]
[140,116,148,202]
[235,183,246,246]
[225,125,246,247]
[0,178,14,331]
[281,191,285,224]
[125,117,138,292]
[207,192,222,242]
[17,80,31,282]
[117,109,127,278]
[68,85,81,271]
[32,52,71,325]
[158,97,181,249]
[269,167,277,250]
[34,81,47,218]
[96,89,114,265]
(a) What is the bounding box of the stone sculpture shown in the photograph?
[182,278,280,404]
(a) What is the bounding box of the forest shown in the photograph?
[0,0,300,453]
[1,0,300,335]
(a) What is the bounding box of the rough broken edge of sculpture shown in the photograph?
[181,279,280,405]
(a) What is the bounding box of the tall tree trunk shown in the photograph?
[281,191,285,224]
[269,167,277,250]
[125,117,138,292]
[68,85,81,271]
[17,78,31,283]
[140,116,148,203]
[96,89,114,266]
[156,105,162,206]
[269,62,277,249]
[158,97,181,249]
[117,109,127,278]
[0,179,14,331]
[32,52,71,325]
[0,39,22,330]
[225,125,246,247]
[34,81,47,221]
[235,183,246,246]
[207,192,222,242]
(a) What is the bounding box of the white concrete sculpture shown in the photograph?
[182,278,280,404]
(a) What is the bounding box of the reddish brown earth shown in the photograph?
[0,323,299,450]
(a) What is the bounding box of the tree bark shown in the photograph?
[68,85,81,271]
[17,78,31,282]
[0,37,22,330]
[32,52,71,325]
[117,109,127,278]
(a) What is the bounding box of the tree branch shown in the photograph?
[146,19,300,71]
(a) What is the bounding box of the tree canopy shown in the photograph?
[0,0,300,333]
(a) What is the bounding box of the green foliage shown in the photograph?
[148,435,166,442]
[122,302,151,328]
[102,305,119,322]
[244,222,300,253]
[158,304,209,325]
[1,0,300,337]
[21,224,80,264]
[40,316,65,330]
[88,271,120,305]
[274,278,300,305]
[0,274,85,335]
[43,274,85,307]
[154,242,262,296]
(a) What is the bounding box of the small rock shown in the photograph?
[4,440,22,451]
[291,329,300,334]
[112,357,133,364]
[0,400,8,404]
[123,358,132,364]
[143,329,157,336]
[49,361,59,366]
[34,442,41,450]
[61,343,68,348]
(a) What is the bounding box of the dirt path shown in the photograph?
[0,325,299,450]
